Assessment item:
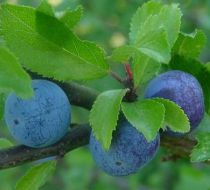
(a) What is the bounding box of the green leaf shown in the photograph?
[36,0,54,16]
[0,47,33,98]
[121,99,165,141]
[110,45,135,62]
[129,0,163,43]
[89,89,127,150]
[111,45,161,87]
[130,1,181,47]
[191,133,210,162]
[60,6,83,29]
[110,45,161,87]
[16,160,57,190]
[205,62,210,73]
[0,4,109,81]
[173,30,206,58]
[129,1,181,63]
[135,27,170,63]
[191,114,210,162]
[195,113,210,134]
[170,55,210,115]
[157,3,182,47]
[154,98,190,133]
[132,52,161,87]
[0,138,13,149]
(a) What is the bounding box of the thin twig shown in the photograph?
[109,70,124,84]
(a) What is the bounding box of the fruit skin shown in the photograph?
[144,70,204,134]
[4,79,71,148]
[89,121,160,176]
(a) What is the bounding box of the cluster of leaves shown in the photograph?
[0,0,210,189]
[90,1,191,150]
[90,0,210,165]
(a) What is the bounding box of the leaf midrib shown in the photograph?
[3,6,107,72]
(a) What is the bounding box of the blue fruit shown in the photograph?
[89,122,160,176]
[4,79,71,148]
[145,70,204,134]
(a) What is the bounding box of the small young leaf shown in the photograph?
[173,30,206,58]
[191,133,210,163]
[121,99,165,141]
[89,89,127,150]
[135,27,170,63]
[16,160,57,190]
[130,1,181,47]
[111,46,161,87]
[0,138,13,149]
[154,98,190,133]
[133,13,170,63]
[60,6,83,29]
[170,55,210,115]
[129,1,181,64]
[130,0,163,43]
[0,4,109,81]
[132,52,161,87]
[110,45,136,62]
[157,3,182,47]
[0,47,33,98]
[36,0,54,16]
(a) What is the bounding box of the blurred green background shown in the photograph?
[0,0,210,190]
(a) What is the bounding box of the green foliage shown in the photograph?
[60,6,83,29]
[191,133,210,162]
[129,1,163,44]
[16,160,57,190]
[89,89,127,150]
[173,30,206,59]
[129,1,181,59]
[174,165,210,190]
[0,138,13,148]
[132,53,161,87]
[0,47,33,98]
[191,113,210,162]
[112,1,181,87]
[0,4,109,82]
[110,46,161,86]
[36,0,54,16]
[154,98,190,133]
[121,97,190,140]
[133,27,170,64]
[111,45,136,62]
[121,100,165,141]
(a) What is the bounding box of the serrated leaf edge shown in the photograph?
[121,99,165,142]
[153,97,190,133]
[89,89,128,150]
